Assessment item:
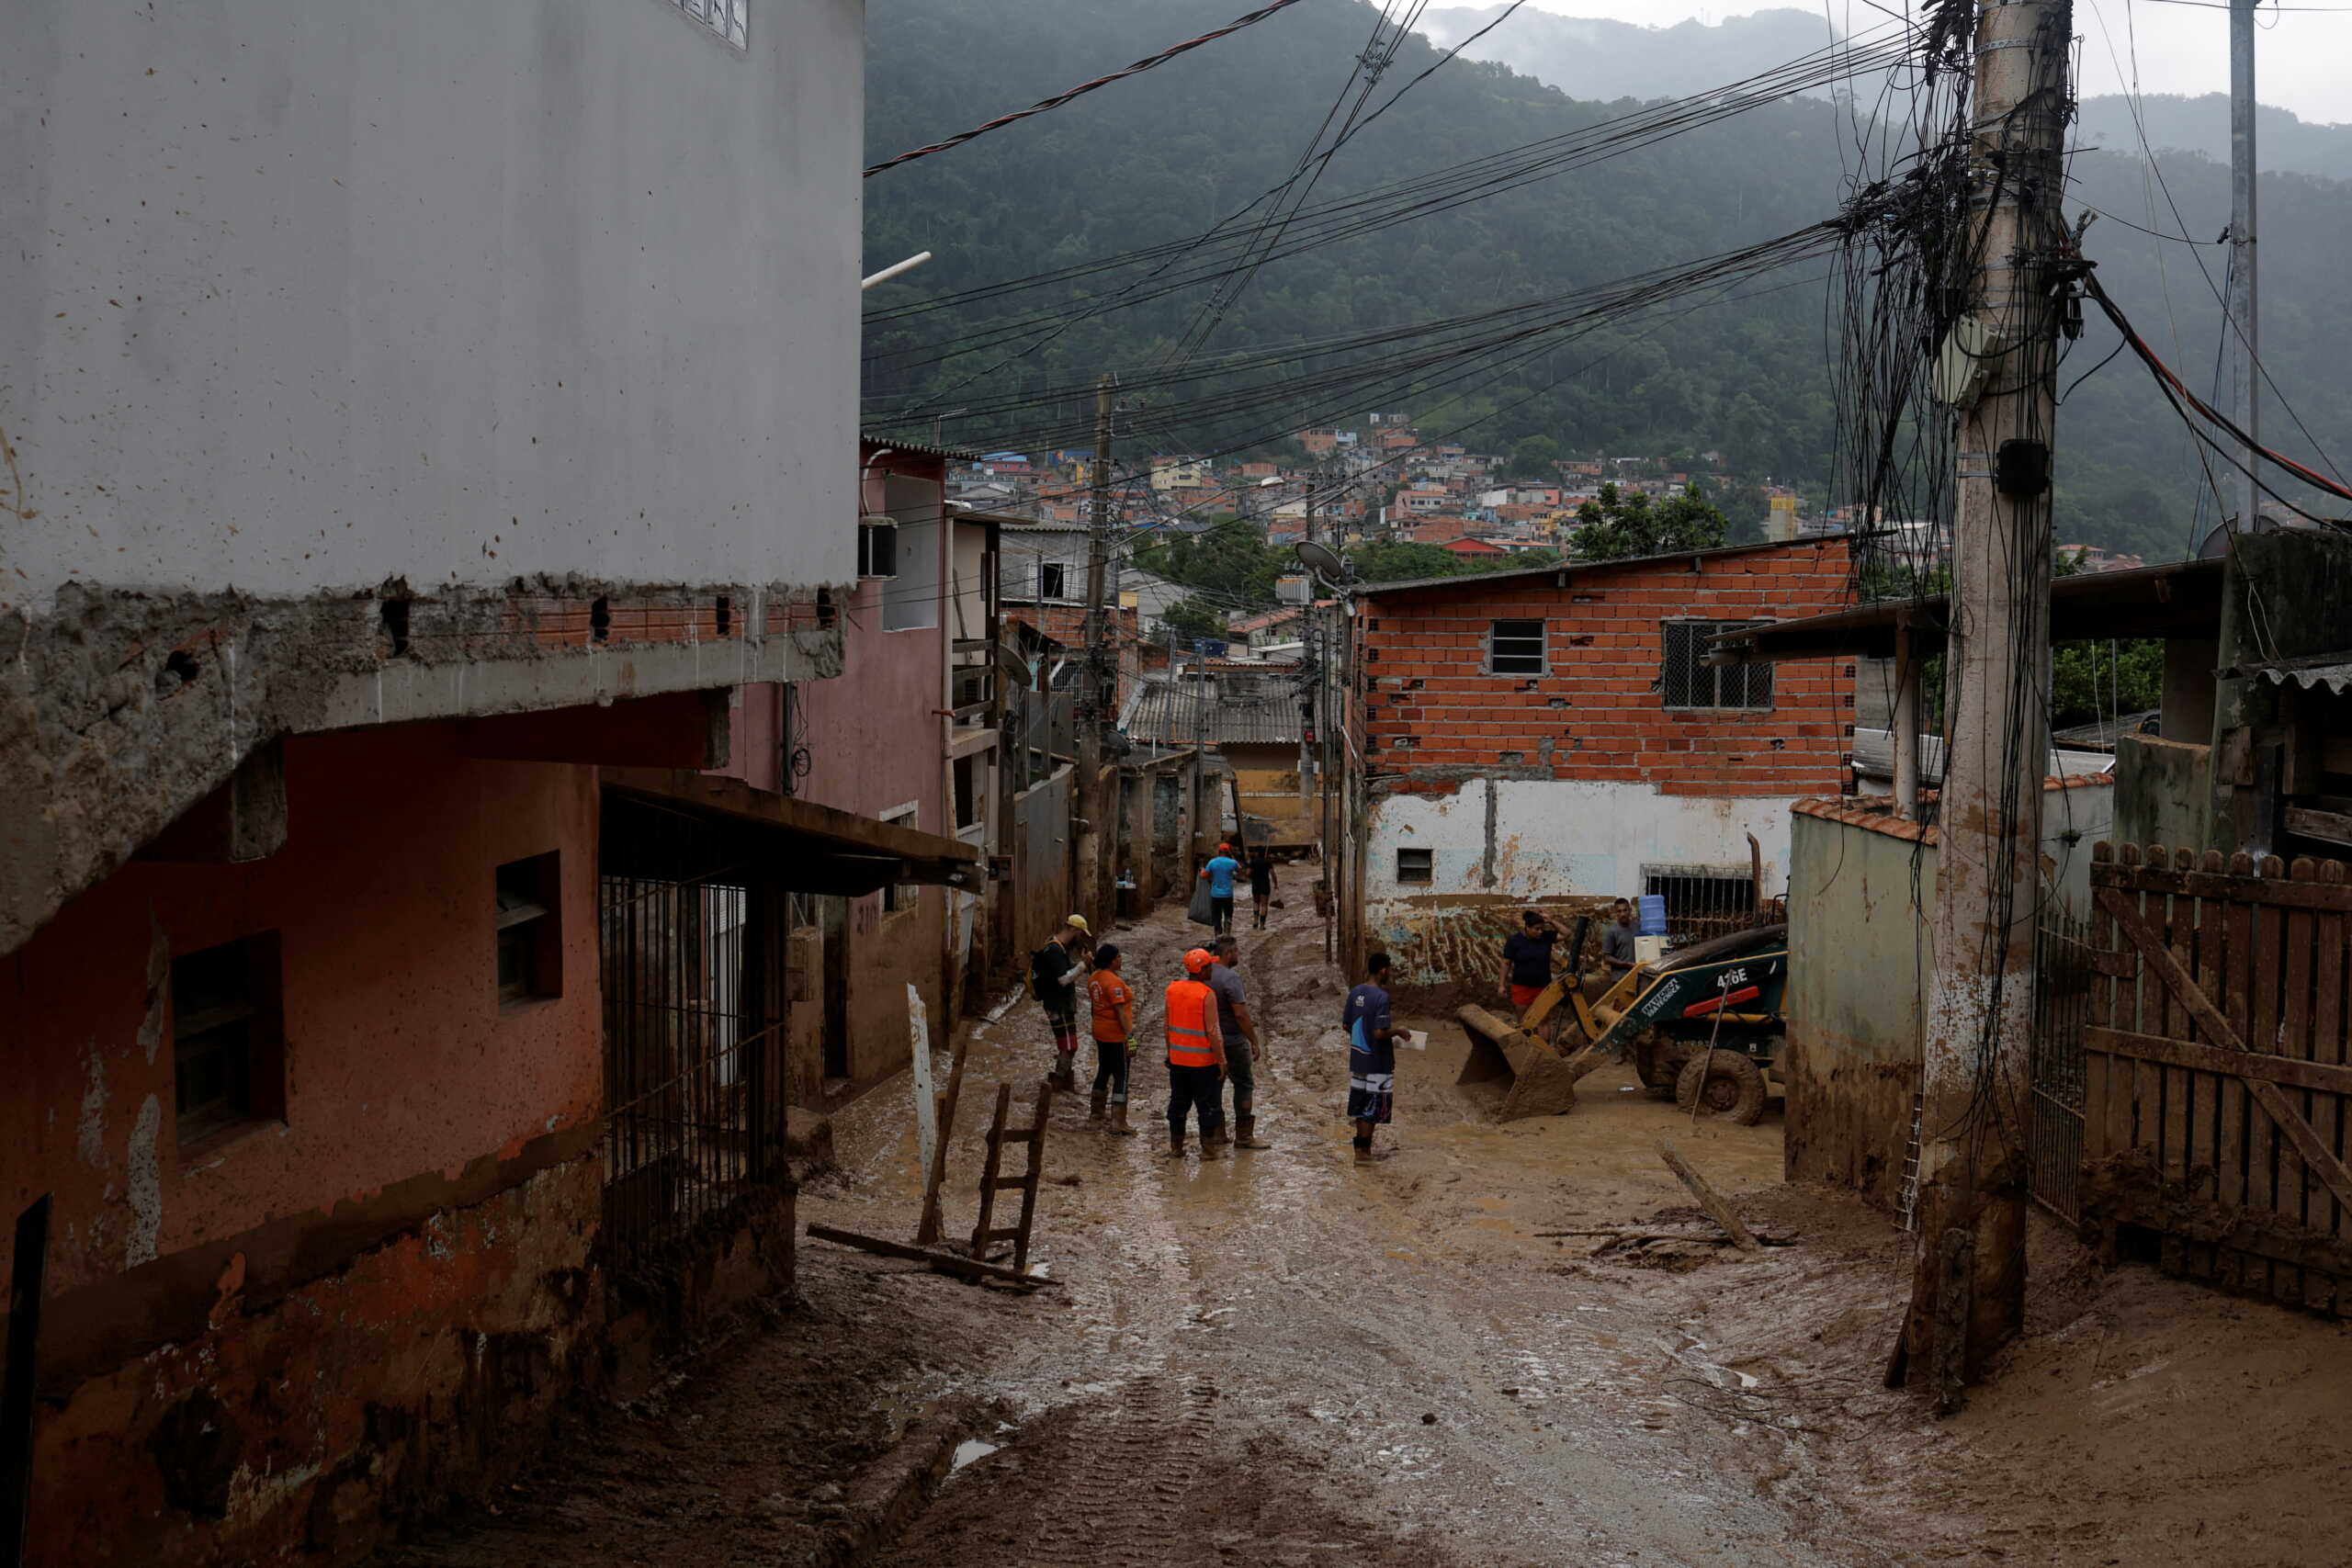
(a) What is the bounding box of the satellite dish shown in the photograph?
[1295,541,1346,580]
[993,642,1035,685]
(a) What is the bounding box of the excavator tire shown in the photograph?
[1675,1051,1768,1126]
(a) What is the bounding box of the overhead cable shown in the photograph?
[864,0,1316,177]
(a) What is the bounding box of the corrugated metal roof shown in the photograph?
[2229,654,2352,695]
[1352,537,1847,599]
[1120,678,1304,746]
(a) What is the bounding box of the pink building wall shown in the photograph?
[1,722,611,1564]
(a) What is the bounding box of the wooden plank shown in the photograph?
[1656,1139,1761,1252]
[967,1083,1012,1261]
[1012,1082,1052,1276]
[2224,877,2256,1219]
[2250,863,2284,1235]
[2160,862,2190,1192]
[2192,865,2226,1201]
[2317,862,2348,1238]
[915,1032,971,1247]
[2096,886,2352,1221]
[1,1196,51,1564]
[2179,861,2217,1202]
[2204,852,2248,1216]
[2086,1028,2352,1096]
[2107,846,2144,1166]
[2132,863,2163,1178]
[2090,861,2352,913]
[2285,805,2352,850]
[804,1224,1062,1288]
[2284,861,2319,1239]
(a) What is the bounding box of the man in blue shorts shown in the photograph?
[1199,842,1242,936]
[1342,952,1404,1165]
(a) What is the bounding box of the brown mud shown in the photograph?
[376,896,2352,1568]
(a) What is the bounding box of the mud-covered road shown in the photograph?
[382,895,2352,1568]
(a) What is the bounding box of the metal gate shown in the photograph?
[2030,909,2093,1224]
[599,793,785,1260]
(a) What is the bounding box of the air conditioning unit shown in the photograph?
[1274,574,1312,605]
[857,514,899,579]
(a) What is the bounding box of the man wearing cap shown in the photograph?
[1199,843,1242,937]
[1164,947,1228,1156]
[1030,915,1093,1092]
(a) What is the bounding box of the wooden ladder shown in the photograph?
[1896,1089,1924,1233]
[968,1082,1053,1275]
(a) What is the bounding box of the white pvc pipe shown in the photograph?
[861,251,934,290]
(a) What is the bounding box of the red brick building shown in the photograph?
[1341,539,1854,987]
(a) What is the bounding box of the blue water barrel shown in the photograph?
[1636,894,1668,936]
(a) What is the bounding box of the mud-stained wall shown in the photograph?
[1363,778,1799,990]
[2112,734,2212,855]
[1226,742,1317,849]
[0,724,601,1297]
[779,494,956,1089]
[0,723,624,1562]
[1781,808,1937,1208]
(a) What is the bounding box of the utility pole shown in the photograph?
[1076,374,1115,927]
[2229,0,2260,529]
[1906,0,2072,1391]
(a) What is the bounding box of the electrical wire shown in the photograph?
[863,0,1317,177]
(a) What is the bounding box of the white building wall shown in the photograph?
[2,0,863,604]
[1365,776,1801,906]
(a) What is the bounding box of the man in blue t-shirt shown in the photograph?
[1342,952,1403,1164]
[1199,843,1242,936]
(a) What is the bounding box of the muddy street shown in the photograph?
[380,894,2352,1568]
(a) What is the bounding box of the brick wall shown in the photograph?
[1356,539,1854,798]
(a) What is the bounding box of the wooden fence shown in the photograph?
[2083,842,2352,1312]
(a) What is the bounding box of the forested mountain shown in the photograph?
[865,0,2352,558]
[1424,7,2352,179]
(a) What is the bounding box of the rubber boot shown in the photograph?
[1089,1085,1108,1121]
[1353,1137,1374,1166]
[1168,1124,1187,1157]
[1049,1055,1076,1093]
[1200,1124,1230,1157]
[1232,1114,1269,1150]
[1109,1102,1136,1136]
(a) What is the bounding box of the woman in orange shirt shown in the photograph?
[1087,944,1136,1136]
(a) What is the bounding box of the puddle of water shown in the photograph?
[949,1438,1001,1472]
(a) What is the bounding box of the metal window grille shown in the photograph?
[1641,867,1766,946]
[1396,847,1434,884]
[599,794,784,1263]
[1488,618,1546,675]
[1660,621,1773,709]
[666,0,747,48]
[2029,911,2091,1224]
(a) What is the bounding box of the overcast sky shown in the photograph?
[1511,0,2352,123]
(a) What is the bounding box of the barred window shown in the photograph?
[666,0,748,48]
[1660,621,1772,709]
[1487,619,1546,676]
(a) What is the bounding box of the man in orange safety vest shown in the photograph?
[1163,947,1229,1158]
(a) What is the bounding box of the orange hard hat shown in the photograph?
[1217,841,1232,852]
[1182,948,1214,973]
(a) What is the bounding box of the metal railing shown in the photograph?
[599,795,784,1262]
[2029,910,2093,1224]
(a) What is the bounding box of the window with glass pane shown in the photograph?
[1488,619,1546,675]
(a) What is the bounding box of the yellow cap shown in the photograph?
[1065,914,1091,935]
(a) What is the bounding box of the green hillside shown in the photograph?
[864,0,2352,558]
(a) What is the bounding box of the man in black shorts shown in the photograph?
[1248,847,1278,929]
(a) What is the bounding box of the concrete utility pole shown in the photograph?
[2229,0,2260,529]
[1907,0,2073,1391]
[1076,374,1116,924]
